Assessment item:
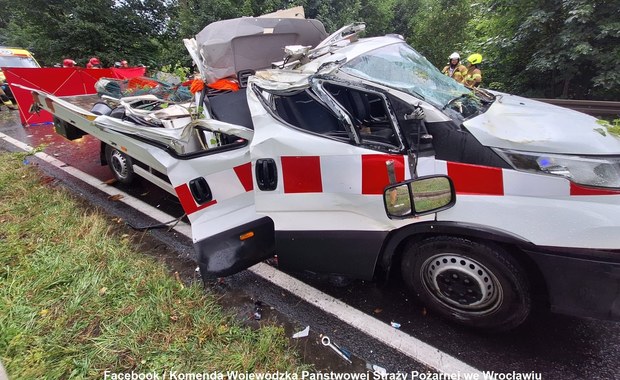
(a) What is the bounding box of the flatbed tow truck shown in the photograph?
[24,16,620,331]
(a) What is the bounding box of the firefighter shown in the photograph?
[120,60,129,68]
[442,52,467,83]
[0,87,17,111]
[86,57,102,69]
[62,59,76,68]
[464,53,483,88]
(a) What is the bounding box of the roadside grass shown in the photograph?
[0,152,307,379]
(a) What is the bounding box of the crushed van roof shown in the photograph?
[195,17,327,82]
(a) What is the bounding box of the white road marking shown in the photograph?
[1,131,482,375]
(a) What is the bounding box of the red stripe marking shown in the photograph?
[233,162,253,192]
[282,156,323,193]
[570,182,620,196]
[447,162,504,195]
[174,183,217,215]
[361,154,405,195]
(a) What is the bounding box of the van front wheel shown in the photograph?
[401,236,531,331]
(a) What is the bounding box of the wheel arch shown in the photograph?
[378,221,549,306]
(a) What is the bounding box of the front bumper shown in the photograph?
[524,246,620,320]
[195,216,275,279]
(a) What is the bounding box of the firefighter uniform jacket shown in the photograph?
[464,66,482,87]
[442,64,467,83]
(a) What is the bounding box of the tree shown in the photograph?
[1,0,175,68]
[301,0,362,33]
[358,0,395,36]
[408,0,472,68]
[468,0,619,100]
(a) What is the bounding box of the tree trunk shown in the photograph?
[562,77,571,98]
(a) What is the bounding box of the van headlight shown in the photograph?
[494,148,620,189]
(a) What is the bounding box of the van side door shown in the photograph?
[248,78,436,279]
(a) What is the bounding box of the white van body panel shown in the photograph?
[464,93,620,154]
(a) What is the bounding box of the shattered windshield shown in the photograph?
[341,43,473,109]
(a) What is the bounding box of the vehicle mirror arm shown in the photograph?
[404,104,425,179]
[407,148,417,179]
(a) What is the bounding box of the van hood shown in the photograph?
[463,93,620,155]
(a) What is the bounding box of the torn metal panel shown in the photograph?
[95,116,200,155]
[183,38,207,81]
[252,70,311,91]
[94,116,252,156]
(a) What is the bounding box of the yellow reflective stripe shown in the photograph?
[472,74,482,79]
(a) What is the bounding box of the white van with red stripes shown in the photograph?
[30,18,620,331]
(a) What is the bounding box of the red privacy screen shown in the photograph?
[3,66,145,125]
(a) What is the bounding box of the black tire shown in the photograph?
[401,236,531,331]
[105,145,135,184]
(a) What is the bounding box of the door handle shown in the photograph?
[189,177,212,204]
[255,158,278,191]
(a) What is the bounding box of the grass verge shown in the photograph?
[0,151,307,379]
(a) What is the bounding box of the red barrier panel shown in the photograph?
[111,67,146,79]
[3,66,146,125]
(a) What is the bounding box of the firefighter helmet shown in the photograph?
[449,52,460,60]
[467,53,482,65]
[62,59,76,68]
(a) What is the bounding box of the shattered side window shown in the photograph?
[324,83,401,150]
[271,90,346,135]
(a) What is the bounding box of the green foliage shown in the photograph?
[0,152,308,377]
[596,119,620,138]
[0,0,175,68]
[466,0,620,100]
[160,62,191,82]
[358,0,395,36]
[302,0,362,33]
[408,0,472,68]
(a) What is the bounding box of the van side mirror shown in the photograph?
[383,175,455,218]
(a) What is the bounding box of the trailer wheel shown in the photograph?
[105,145,135,184]
[401,236,531,331]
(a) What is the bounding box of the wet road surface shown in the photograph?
[1,110,619,379]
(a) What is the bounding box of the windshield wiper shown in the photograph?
[442,93,471,110]
[471,87,496,104]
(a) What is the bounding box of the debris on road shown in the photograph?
[390,321,401,329]
[292,325,310,339]
[253,300,263,320]
[321,335,352,364]
[366,363,387,377]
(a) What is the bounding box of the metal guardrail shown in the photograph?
[534,98,620,117]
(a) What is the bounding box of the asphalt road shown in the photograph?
[1,111,619,379]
